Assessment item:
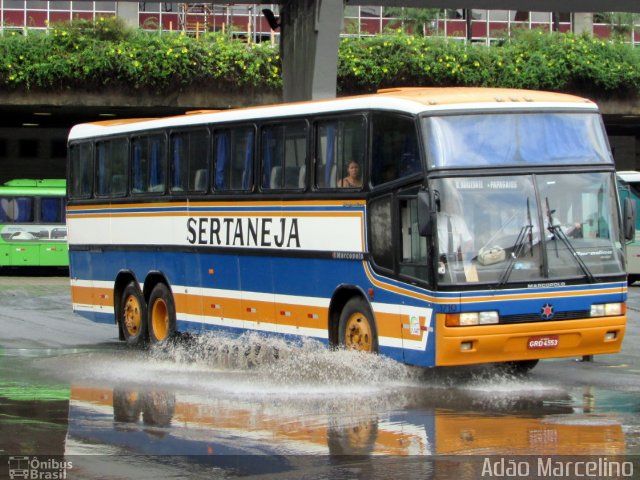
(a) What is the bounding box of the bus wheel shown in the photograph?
[148,283,176,344]
[338,298,378,353]
[121,282,147,346]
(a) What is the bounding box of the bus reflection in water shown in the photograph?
[67,88,631,372]
[67,386,625,459]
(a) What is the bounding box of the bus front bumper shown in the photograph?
[435,314,626,367]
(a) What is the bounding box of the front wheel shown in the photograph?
[120,282,147,347]
[148,283,176,344]
[338,298,378,353]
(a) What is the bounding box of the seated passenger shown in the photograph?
[338,160,362,188]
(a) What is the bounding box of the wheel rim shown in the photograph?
[151,297,169,341]
[344,312,373,352]
[123,294,142,338]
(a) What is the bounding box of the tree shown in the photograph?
[384,7,441,36]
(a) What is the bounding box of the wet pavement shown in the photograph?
[1,272,640,479]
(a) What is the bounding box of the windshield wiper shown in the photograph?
[498,198,533,288]
[545,198,596,283]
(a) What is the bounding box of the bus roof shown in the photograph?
[0,178,66,196]
[68,87,598,141]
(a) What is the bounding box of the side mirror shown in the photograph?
[624,196,636,242]
[417,190,433,236]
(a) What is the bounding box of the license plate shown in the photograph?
[527,335,559,349]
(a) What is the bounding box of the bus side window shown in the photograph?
[214,126,254,192]
[132,134,166,195]
[170,129,210,193]
[0,197,11,222]
[69,142,93,199]
[262,122,307,191]
[369,195,394,271]
[96,138,128,197]
[315,116,365,190]
[14,197,34,223]
[400,197,429,281]
[41,197,63,223]
[371,113,421,186]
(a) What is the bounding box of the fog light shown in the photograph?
[460,341,473,351]
[605,331,617,341]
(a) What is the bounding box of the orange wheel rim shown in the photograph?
[344,312,373,352]
[151,297,169,341]
[123,294,142,337]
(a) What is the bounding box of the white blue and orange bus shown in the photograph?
[66,87,633,372]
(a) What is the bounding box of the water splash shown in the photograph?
[149,332,416,388]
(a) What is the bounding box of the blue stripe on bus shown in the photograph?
[70,249,625,311]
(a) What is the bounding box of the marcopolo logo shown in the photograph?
[8,456,72,479]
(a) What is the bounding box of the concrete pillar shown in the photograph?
[572,12,593,35]
[116,2,139,29]
[280,0,344,102]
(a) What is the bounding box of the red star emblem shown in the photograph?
[541,303,554,320]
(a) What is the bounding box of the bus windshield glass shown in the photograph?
[433,173,624,286]
[423,112,611,168]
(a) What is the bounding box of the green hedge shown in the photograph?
[0,18,638,97]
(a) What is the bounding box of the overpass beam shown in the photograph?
[280,0,344,102]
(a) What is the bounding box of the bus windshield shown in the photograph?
[433,173,624,286]
[423,112,611,168]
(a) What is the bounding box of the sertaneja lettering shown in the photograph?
[187,217,300,248]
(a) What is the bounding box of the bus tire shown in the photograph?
[338,297,378,353]
[148,283,176,344]
[120,282,148,347]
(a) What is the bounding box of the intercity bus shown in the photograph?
[617,170,640,285]
[0,179,68,267]
[66,87,633,371]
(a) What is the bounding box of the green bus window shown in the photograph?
[9,197,34,223]
[41,197,63,223]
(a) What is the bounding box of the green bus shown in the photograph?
[0,179,68,267]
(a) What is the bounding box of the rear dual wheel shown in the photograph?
[148,283,176,344]
[121,282,147,347]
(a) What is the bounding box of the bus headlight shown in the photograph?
[446,311,499,326]
[590,302,624,317]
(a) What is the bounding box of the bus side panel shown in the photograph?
[10,241,40,266]
[69,250,97,322]
[39,242,69,266]
[0,242,9,265]
[236,255,275,334]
